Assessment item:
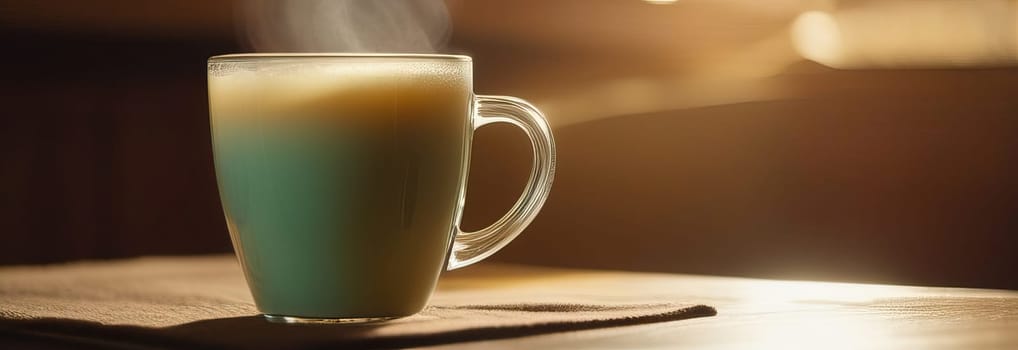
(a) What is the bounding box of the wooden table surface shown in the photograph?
[1,256,1015,349]
[436,264,1018,349]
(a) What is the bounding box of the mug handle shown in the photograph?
[446,95,557,270]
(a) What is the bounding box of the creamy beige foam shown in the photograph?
[208,59,471,120]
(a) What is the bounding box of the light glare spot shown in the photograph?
[791,11,843,67]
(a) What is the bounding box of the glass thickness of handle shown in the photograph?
[446,95,556,270]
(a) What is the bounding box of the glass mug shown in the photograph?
[206,54,555,323]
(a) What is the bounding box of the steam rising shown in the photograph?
[241,0,451,53]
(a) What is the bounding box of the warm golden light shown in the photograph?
[723,312,891,350]
[644,0,678,4]
[738,279,904,306]
[718,280,928,350]
[790,0,1018,68]
[791,11,843,68]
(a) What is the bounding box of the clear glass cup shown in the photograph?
[207,53,555,323]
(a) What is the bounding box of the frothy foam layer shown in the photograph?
[208,60,471,119]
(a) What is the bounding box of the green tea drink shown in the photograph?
[208,58,472,318]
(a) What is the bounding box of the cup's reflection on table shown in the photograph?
[207,53,556,323]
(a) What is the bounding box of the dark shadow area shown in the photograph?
[486,91,1018,289]
[0,29,238,265]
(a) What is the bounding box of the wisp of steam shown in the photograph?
[241,0,451,53]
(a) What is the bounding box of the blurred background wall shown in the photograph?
[2,0,1017,289]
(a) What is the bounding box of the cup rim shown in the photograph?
[209,53,471,63]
